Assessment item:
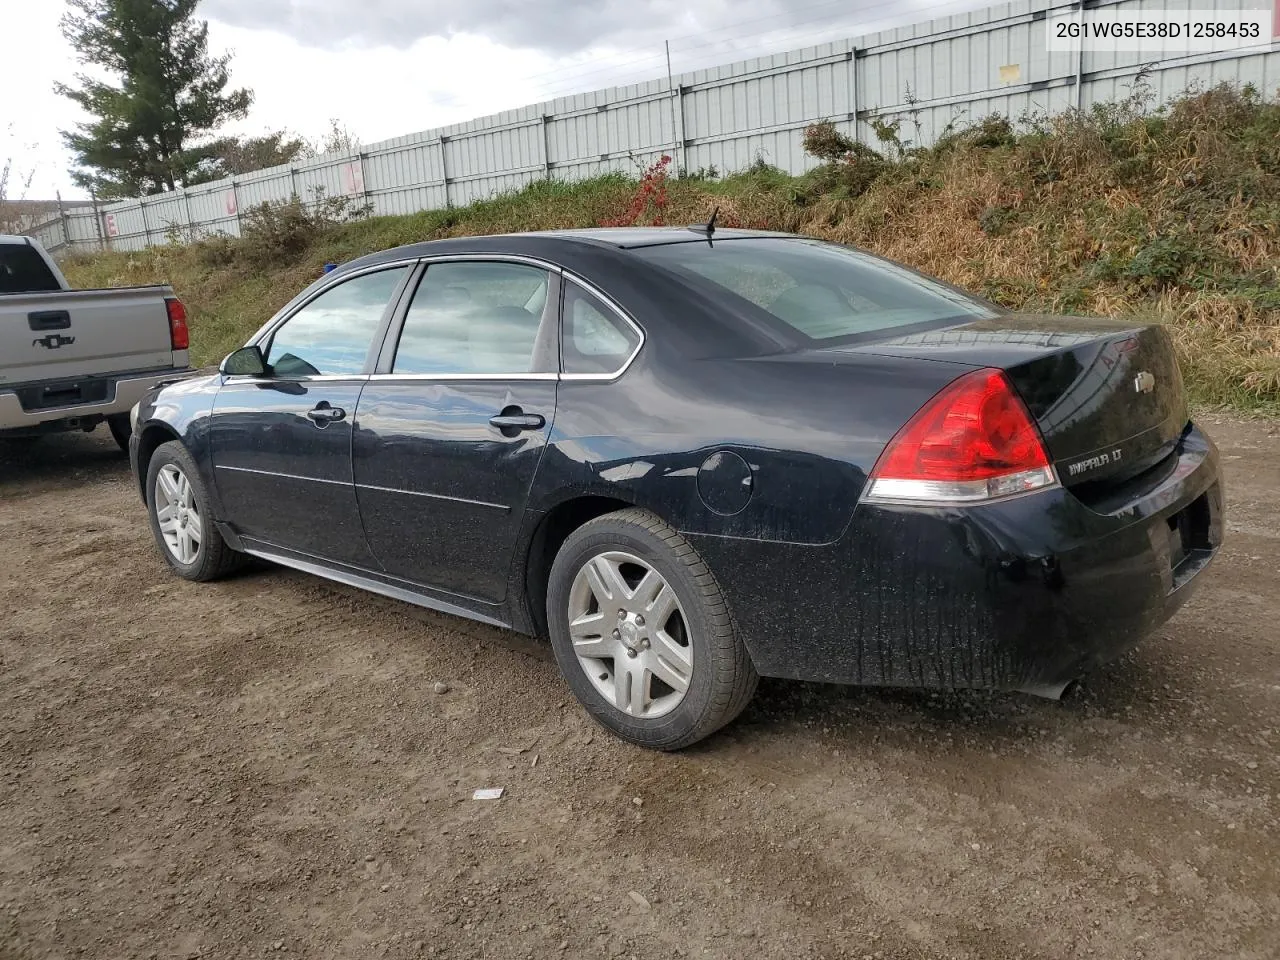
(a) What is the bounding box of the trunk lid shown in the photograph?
[832,314,1189,487]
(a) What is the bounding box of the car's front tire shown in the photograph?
[145,440,244,582]
[546,507,758,750]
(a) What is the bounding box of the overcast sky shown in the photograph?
[4,0,983,201]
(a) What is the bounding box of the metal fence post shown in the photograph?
[1073,1,1085,110]
[357,151,370,209]
[90,189,106,251]
[438,138,451,207]
[676,85,689,173]
[139,198,151,248]
[55,191,69,250]
[848,48,861,144]
[541,116,552,179]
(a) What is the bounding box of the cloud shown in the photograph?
[202,0,868,56]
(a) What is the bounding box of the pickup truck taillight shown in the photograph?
[165,297,189,351]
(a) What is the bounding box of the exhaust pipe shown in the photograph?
[1017,679,1078,701]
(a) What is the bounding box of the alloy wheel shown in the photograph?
[154,463,202,565]
[567,551,693,719]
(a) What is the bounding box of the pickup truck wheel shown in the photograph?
[106,414,131,453]
[145,441,244,582]
[546,507,758,750]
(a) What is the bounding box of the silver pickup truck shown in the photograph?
[0,234,191,450]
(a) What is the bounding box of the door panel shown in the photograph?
[211,380,375,566]
[353,259,559,602]
[353,381,556,599]
[209,265,412,567]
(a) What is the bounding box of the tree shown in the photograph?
[1,125,38,234]
[316,119,361,156]
[55,0,253,198]
[189,131,314,182]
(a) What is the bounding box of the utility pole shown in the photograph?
[665,41,683,176]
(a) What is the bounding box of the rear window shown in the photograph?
[0,242,61,294]
[633,238,997,342]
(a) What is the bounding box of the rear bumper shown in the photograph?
[688,423,1223,691]
[0,368,192,434]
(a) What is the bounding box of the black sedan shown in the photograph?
[128,228,1223,748]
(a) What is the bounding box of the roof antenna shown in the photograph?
[689,206,718,244]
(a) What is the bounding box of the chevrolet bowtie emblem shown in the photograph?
[33,334,76,350]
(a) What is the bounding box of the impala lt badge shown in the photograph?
[1067,447,1124,477]
[33,334,76,350]
[1133,371,1156,394]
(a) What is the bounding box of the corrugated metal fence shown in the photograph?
[29,0,1280,254]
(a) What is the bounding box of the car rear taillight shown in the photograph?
[864,368,1057,504]
[165,297,189,351]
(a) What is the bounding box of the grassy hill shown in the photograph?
[64,82,1280,412]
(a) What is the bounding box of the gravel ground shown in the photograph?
[1,416,1277,960]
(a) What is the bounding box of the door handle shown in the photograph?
[489,408,545,432]
[306,402,346,425]
[28,310,71,331]
[489,414,545,430]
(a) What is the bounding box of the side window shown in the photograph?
[0,244,62,293]
[264,267,408,377]
[561,282,640,375]
[392,262,550,375]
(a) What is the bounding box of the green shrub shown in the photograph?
[239,187,373,266]
[1125,235,1210,290]
[194,233,237,268]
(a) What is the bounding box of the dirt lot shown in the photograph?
[1,418,1277,960]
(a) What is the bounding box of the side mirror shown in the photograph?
[220,344,267,376]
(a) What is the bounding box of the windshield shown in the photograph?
[633,238,998,342]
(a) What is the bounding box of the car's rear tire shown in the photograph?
[145,440,245,582]
[107,414,131,453]
[546,507,758,750]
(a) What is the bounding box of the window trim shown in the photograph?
[557,275,645,382]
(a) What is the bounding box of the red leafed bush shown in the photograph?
[600,155,671,226]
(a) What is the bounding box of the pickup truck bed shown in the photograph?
[1,236,190,444]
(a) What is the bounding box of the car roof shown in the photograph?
[507,227,798,247]
[340,227,801,273]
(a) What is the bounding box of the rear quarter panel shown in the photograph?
[528,351,970,544]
